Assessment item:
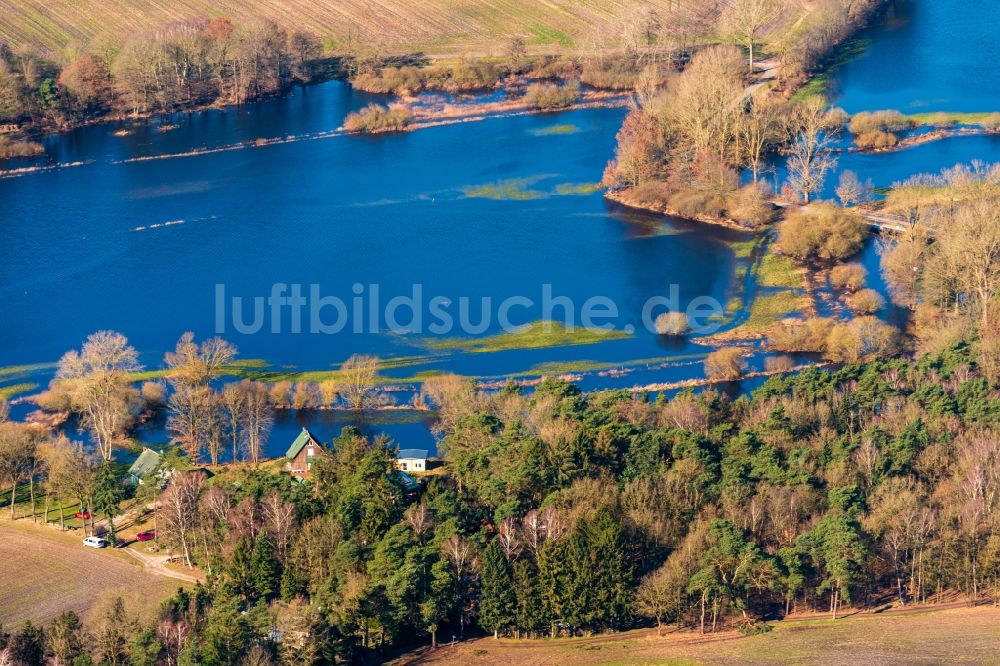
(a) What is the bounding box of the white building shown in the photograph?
[396,448,428,472]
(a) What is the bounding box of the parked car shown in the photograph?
[75,510,91,519]
[136,530,156,542]
[83,536,107,548]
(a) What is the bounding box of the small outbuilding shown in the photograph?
[396,449,428,472]
[285,427,324,479]
[128,448,162,486]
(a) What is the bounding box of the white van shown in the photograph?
[83,536,108,548]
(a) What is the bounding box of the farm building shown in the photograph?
[285,428,324,479]
[396,449,428,472]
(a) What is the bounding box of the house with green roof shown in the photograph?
[128,448,162,486]
[285,427,324,479]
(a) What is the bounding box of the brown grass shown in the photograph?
[0,1,705,56]
[391,604,1000,666]
[0,520,181,627]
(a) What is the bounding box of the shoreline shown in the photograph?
[603,188,754,232]
[848,125,1000,155]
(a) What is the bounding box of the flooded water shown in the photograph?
[829,0,1000,114]
[4,0,994,457]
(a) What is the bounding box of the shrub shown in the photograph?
[529,57,580,80]
[923,112,956,127]
[624,181,673,208]
[655,312,688,335]
[730,182,774,229]
[522,81,580,110]
[764,355,796,373]
[0,135,44,158]
[824,107,850,128]
[343,104,413,133]
[982,113,1000,131]
[704,347,748,380]
[581,58,644,90]
[777,204,868,262]
[438,61,502,91]
[669,188,729,220]
[767,317,836,353]
[849,110,913,134]
[853,129,898,150]
[825,317,900,362]
[351,66,423,94]
[829,263,867,291]
[845,288,885,314]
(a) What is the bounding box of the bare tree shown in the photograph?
[167,385,221,463]
[497,517,522,560]
[165,332,237,387]
[405,503,434,546]
[836,170,872,207]
[221,382,248,462]
[441,534,479,637]
[930,198,1000,327]
[739,93,786,182]
[56,331,142,460]
[263,492,296,561]
[0,423,43,519]
[339,354,380,411]
[160,471,205,567]
[241,381,274,463]
[786,99,838,203]
[721,0,784,73]
[634,566,676,631]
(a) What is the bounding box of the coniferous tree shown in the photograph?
[478,540,516,638]
[513,558,545,638]
[8,621,45,666]
[201,589,253,665]
[92,460,125,544]
[250,533,279,601]
[227,537,255,602]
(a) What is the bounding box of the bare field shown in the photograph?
[393,605,1000,666]
[0,0,694,56]
[0,521,182,627]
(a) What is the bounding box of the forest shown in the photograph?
[1,317,999,664]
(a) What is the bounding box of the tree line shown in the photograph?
[0,17,321,128]
[4,328,999,662]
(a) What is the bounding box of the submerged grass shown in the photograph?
[554,182,601,195]
[0,363,56,379]
[791,37,870,104]
[744,291,808,330]
[463,176,551,200]
[0,383,38,399]
[424,321,632,353]
[905,111,1000,126]
[530,124,580,136]
[729,237,761,260]
[757,253,803,289]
